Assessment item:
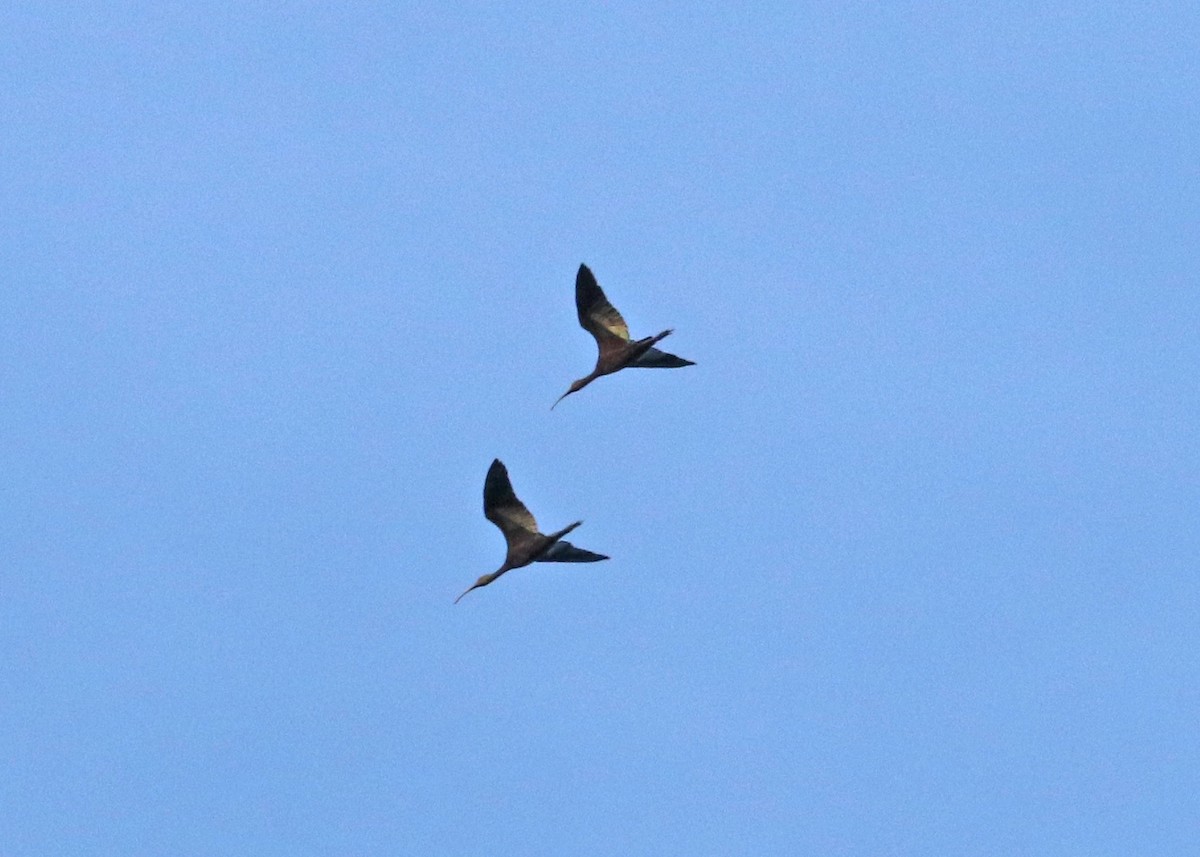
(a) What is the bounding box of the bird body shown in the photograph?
[455,459,608,603]
[553,264,694,408]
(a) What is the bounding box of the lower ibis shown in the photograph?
[455,459,608,603]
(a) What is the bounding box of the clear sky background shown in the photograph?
[3,3,1198,855]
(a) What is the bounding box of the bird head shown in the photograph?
[454,571,498,604]
[551,378,589,410]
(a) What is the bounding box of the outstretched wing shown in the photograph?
[630,346,695,369]
[484,459,538,537]
[536,540,610,563]
[576,264,630,345]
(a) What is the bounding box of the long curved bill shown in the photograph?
[551,390,571,410]
[454,583,480,604]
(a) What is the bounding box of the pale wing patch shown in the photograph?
[576,264,631,342]
[484,459,538,535]
[591,300,630,342]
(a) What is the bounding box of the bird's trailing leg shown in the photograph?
[627,329,694,369]
[545,520,582,544]
[536,521,607,562]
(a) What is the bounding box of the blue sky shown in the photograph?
[3,2,1198,854]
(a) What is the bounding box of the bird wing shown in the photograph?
[630,346,695,368]
[536,540,610,563]
[576,264,630,346]
[484,459,538,538]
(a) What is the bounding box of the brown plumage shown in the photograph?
[455,459,608,604]
[552,264,694,408]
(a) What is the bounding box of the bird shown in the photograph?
[455,459,609,604]
[552,263,694,408]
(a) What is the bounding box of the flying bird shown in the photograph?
[455,459,608,604]
[552,263,694,408]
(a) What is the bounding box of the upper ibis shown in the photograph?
[553,263,694,408]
